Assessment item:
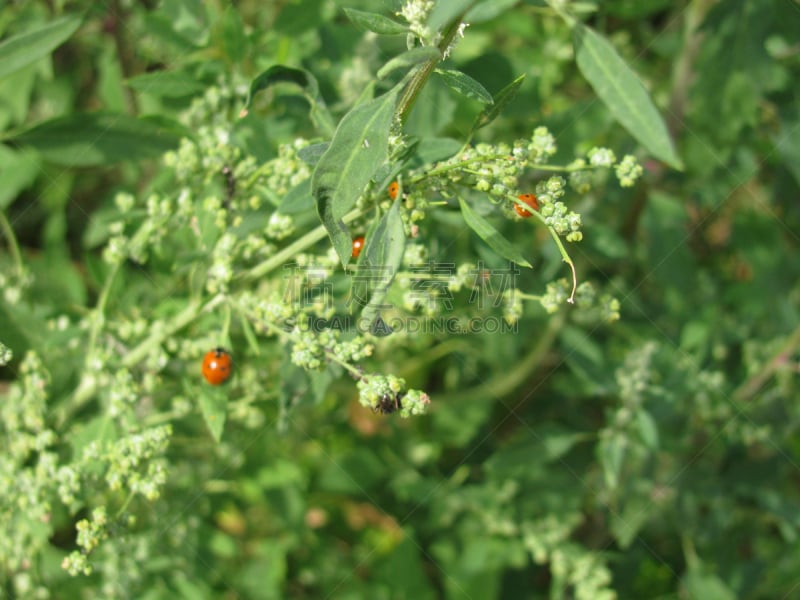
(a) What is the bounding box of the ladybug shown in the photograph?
[351,236,365,259]
[514,193,539,218]
[388,181,399,200]
[202,347,232,385]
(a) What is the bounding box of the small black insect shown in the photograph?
[373,392,404,415]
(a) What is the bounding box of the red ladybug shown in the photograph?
[202,347,232,385]
[514,193,539,218]
[388,181,399,200]
[351,236,365,259]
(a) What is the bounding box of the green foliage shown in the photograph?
[1,0,799,599]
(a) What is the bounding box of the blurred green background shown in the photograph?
[1,1,799,598]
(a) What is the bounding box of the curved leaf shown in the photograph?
[574,24,682,169]
[0,15,82,80]
[4,113,184,166]
[377,47,442,80]
[199,387,228,443]
[357,200,406,333]
[312,85,401,264]
[427,0,478,32]
[343,8,408,35]
[243,65,335,136]
[126,71,205,97]
[471,74,525,134]
[458,197,532,268]
[435,69,493,104]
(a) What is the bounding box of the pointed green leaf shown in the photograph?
[435,69,493,104]
[313,85,401,264]
[343,8,408,35]
[0,15,82,80]
[471,74,525,133]
[598,434,626,491]
[458,197,532,268]
[574,24,682,169]
[4,113,184,166]
[278,179,313,214]
[357,200,406,333]
[0,145,40,210]
[427,0,477,33]
[377,47,441,80]
[199,387,228,443]
[126,71,205,97]
[684,570,736,600]
[243,65,334,136]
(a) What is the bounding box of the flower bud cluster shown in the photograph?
[534,177,584,242]
[0,266,33,305]
[207,232,238,294]
[0,341,11,365]
[256,138,313,198]
[61,507,110,576]
[502,290,523,325]
[615,154,644,187]
[356,374,430,417]
[104,425,172,501]
[549,544,616,600]
[399,0,435,44]
[289,325,373,371]
[2,351,49,436]
[539,279,620,323]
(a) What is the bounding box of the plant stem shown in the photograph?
[122,295,226,368]
[0,211,24,278]
[239,305,364,379]
[732,323,800,402]
[396,15,468,124]
[440,310,566,403]
[241,208,363,281]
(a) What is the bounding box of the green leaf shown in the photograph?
[636,409,659,450]
[684,570,737,600]
[278,179,313,214]
[343,8,408,35]
[435,69,493,104]
[412,137,461,164]
[598,434,626,491]
[0,15,82,80]
[0,145,40,210]
[357,200,406,333]
[377,47,442,80]
[220,6,247,63]
[574,24,682,169]
[609,495,651,549]
[458,197,532,268]
[4,113,184,166]
[313,85,401,264]
[126,71,205,97]
[199,387,228,443]
[297,142,329,167]
[470,74,525,134]
[243,65,335,136]
[427,0,478,33]
[465,0,520,23]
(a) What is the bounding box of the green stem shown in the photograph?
[122,295,226,368]
[440,310,566,403]
[86,264,121,356]
[241,208,363,281]
[239,305,364,379]
[509,194,578,303]
[0,211,24,278]
[57,294,226,428]
[732,323,800,402]
[397,15,468,124]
